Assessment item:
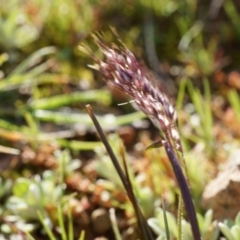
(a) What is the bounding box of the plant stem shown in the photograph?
[163,141,201,240]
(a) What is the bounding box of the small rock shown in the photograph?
[91,208,111,234]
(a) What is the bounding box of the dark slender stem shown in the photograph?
[163,141,201,240]
[86,105,128,189]
[86,104,154,240]
[120,144,154,240]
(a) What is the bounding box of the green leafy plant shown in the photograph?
[177,78,214,156]
[94,133,155,217]
[224,0,240,38]
[0,176,12,201]
[0,46,56,91]
[218,212,240,240]
[26,206,86,240]
[148,208,219,240]
[179,34,221,77]
[5,171,65,231]
[0,7,40,50]
[3,150,79,235]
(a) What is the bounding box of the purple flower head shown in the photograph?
[81,35,183,153]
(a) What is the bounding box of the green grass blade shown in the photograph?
[34,110,146,126]
[109,208,122,240]
[218,222,235,240]
[224,0,240,37]
[68,208,74,240]
[58,205,67,240]
[25,232,35,240]
[202,78,213,139]
[9,46,56,76]
[37,211,56,240]
[58,139,102,151]
[176,78,187,113]
[31,90,111,110]
[228,90,240,121]
[24,112,39,134]
[177,196,183,240]
[162,199,170,240]
[78,230,85,240]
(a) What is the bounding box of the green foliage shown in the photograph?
[0,177,12,200]
[3,171,62,233]
[179,35,220,77]
[183,151,207,203]
[218,212,240,240]
[2,150,79,235]
[148,207,178,239]
[43,0,93,46]
[30,89,111,110]
[228,89,240,122]
[148,208,219,240]
[178,78,214,156]
[94,133,155,217]
[25,206,85,240]
[224,0,240,38]
[0,46,56,92]
[1,0,240,239]
[0,6,40,49]
[139,0,179,16]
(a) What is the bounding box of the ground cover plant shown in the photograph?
[1,0,240,239]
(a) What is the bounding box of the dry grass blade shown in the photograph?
[119,142,154,240]
[85,104,154,240]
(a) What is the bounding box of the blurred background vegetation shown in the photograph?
[1,0,240,239]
